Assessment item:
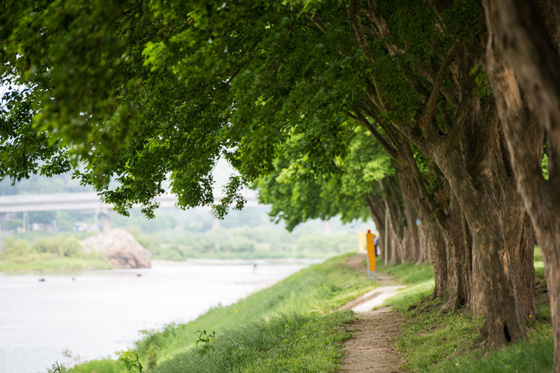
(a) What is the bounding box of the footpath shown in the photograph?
[339,253,405,373]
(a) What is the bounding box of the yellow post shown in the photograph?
[365,230,376,279]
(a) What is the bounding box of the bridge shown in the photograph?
[0,191,260,213]
[0,191,262,251]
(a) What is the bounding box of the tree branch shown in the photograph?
[419,40,461,140]
[445,67,479,153]
[347,108,400,160]
[346,0,387,110]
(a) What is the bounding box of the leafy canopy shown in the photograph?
[0,0,368,216]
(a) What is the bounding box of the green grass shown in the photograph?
[433,337,553,373]
[153,312,354,373]
[376,260,435,285]
[66,252,375,372]
[376,247,553,372]
[0,254,114,271]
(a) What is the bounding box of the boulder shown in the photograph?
[81,229,152,269]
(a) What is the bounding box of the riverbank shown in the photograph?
[63,253,375,372]
[152,257,323,266]
[0,254,115,272]
[0,228,344,272]
[0,235,115,272]
[55,250,553,372]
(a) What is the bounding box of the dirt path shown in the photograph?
[339,253,405,373]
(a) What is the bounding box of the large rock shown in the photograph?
[81,229,152,269]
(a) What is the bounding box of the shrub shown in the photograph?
[31,236,83,257]
[1,237,32,258]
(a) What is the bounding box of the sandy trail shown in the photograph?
[339,253,405,373]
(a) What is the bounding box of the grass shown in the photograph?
[9,231,95,244]
[65,252,375,372]
[376,247,553,372]
[152,312,355,373]
[0,233,114,272]
[0,255,114,271]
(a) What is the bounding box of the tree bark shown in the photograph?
[397,164,448,299]
[433,127,527,346]
[441,193,470,311]
[399,172,421,262]
[483,0,560,367]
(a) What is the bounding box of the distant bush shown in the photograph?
[0,233,113,271]
[32,236,83,257]
[1,237,32,258]
[296,235,355,254]
[1,234,104,260]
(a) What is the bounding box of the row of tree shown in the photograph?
[1,0,559,368]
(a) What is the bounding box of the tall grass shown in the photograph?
[153,312,354,373]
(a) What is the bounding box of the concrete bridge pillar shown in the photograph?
[22,211,29,232]
[101,213,112,231]
[95,205,112,231]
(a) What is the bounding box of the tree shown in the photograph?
[257,125,427,263]
[339,0,538,344]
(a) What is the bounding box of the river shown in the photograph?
[0,259,318,373]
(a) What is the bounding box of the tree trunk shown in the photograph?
[432,117,528,346]
[469,205,527,346]
[483,0,560,367]
[501,199,536,323]
[417,225,430,263]
[399,172,421,262]
[397,165,448,299]
[380,177,406,264]
[366,193,386,254]
[441,194,470,311]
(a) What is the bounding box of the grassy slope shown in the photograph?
[60,249,552,372]
[67,253,375,372]
[377,248,553,372]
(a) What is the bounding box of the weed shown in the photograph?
[195,330,216,355]
[50,362,65,373]
[117,350,143,373]
[145,342,159,369]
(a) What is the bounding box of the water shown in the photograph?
[0,260,316,373]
